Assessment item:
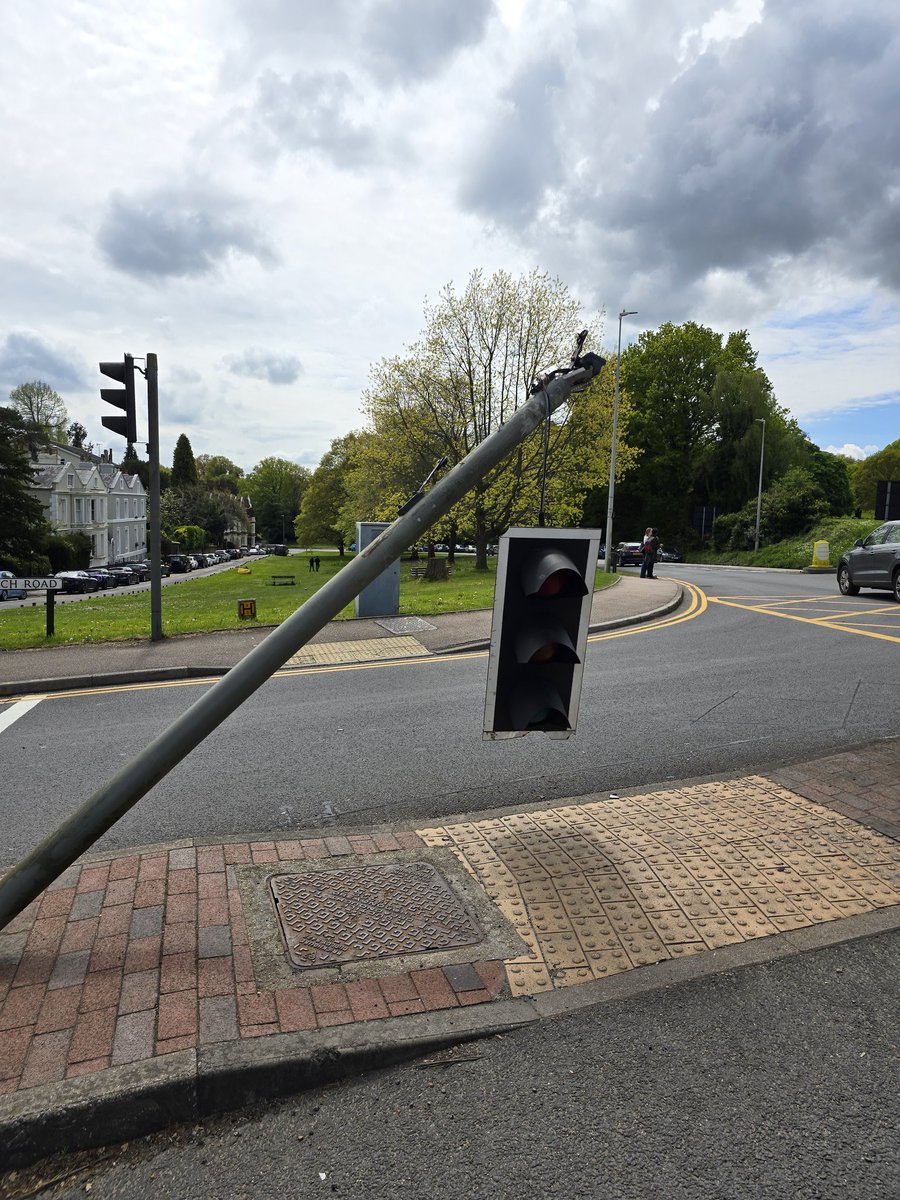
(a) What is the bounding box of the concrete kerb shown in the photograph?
[1,1002,537,1170]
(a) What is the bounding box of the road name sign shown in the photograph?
[0,577,61,591]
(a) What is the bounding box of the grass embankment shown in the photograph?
[0,554,618,651]
[690,516,877,570]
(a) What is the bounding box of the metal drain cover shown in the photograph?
[270,862,482,969]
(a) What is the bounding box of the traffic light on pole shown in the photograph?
[99,354,137,443]
[484,528,601,740]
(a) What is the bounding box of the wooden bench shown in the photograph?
[271,575,296,586]
[410,567,428,578]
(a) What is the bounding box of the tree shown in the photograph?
[617,323,772,540]
[0,406,50,569]
[802,446,853,516]
[357,269,626,568]
[67,421,89,449]
[9,380,68,441]
[160,484,247,547]
[295,433,363,554]
[850,438,900,512]
[247,456,311,542]
[171,433,198,487]
[712,467,830,550]
[196,454,245,494]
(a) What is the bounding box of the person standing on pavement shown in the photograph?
[641,528,660,578]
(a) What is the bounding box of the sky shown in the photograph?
[1,0,898,474]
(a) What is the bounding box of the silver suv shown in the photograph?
[837,520,900,601]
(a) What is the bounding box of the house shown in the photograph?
[31,442,147,567]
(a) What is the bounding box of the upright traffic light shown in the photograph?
[99,354,137,443]
[484,528,602,740]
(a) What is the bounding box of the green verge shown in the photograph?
[0,554,618,651]
[689,516,879,570]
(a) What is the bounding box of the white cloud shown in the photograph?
[1,0,898,469]
[825,443,881,460]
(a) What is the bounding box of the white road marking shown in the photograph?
[0,696,44,734]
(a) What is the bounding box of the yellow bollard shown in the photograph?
[811,540,830,568]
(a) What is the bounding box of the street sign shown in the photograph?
[0,577,61,591]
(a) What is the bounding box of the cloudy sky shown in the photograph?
[2,0,898,472]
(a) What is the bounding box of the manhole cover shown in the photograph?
[270,862,482,969]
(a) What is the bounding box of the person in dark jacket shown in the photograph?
[641,528,660,578]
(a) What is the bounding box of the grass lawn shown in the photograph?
[0,553,618,651]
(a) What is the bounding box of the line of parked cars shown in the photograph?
[166,547,249,572]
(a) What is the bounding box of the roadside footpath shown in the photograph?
[1,575,898,1171]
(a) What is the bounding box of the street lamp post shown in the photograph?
[754,417,766,551]
[604,309,638,572]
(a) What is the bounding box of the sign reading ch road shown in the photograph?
[0,577,61,591]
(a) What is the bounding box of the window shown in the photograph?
[75,498,82,524]
[67,473,74,488]
[886,525,900,544]
[58,497,67,522]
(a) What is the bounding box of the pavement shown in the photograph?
[1,575,899,1171]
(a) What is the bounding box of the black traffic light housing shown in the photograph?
[484,527,602,740]
[100,354,137,443]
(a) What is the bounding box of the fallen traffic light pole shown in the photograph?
[0,349,605,929]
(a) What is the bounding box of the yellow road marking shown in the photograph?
[709,596,900,644]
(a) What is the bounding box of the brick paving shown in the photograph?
[0,832,506,1098]
[1,739,898,1105]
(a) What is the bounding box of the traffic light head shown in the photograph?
[484,528,601,739]
[100,354,137,443]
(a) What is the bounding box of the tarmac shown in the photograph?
[1,574,899,1170]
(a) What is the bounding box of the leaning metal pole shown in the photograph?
[0,354,605,929]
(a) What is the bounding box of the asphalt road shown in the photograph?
[22,927,899,1200]
[1,565,898,868]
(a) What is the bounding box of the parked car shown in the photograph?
[131,559,170,578]
[657,546,683,563]
[167,555,190,573]
[125,562,151,582]
[837,520,900,601]
[186,556,199,570]
[84,568,117,589]
[55,571,100,594]
[614,542,644,567]
[0,570,27,600]
[226,549,240,560]
[193,553,211,568]
[106,565,136,585]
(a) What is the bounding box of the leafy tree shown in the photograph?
[802,446,853,516]
[617,324,762,539]
[121,442,141,474]
[196,454,245,494]
[172,525,207,550]
[171,433,198,487]
[247,456,311,542]
[160,484,247,546]
[850,438,900,512]
[0,406,51,569]
[67,421,89,448]
[712,467,829,550]
[9,380,68,441]
[357,269,626,568]
[295,433,362,555]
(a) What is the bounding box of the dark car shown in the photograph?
[55,571,100,594]
[131,560,170,578]
[614,542,644,567]
[657,546,683,563]
[106,565,137,585]
[167,555,190,573]
[84,568,117,589]
[837,520,900,601]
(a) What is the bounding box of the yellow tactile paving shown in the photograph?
[417,776,900,997]
[286,635,428,666]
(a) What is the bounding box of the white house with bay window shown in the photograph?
[30,442,147,566]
